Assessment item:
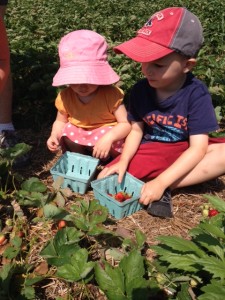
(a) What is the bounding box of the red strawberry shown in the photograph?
[0,234,6,245]
[58,220,67,229]
[114,192,125,202]
[208,209,219,217]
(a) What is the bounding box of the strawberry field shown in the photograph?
[1,0,225,299]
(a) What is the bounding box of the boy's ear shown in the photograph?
[183,58,197,73]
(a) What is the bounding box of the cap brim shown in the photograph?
[52,62,120,86]
[114,36,174,62]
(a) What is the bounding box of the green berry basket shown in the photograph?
[91,172,144,219]
[50,151,99,194]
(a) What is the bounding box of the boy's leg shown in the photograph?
[172,141,225,189]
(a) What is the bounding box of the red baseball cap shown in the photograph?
[114,7,203,62]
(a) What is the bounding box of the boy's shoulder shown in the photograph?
[184,73,209,93]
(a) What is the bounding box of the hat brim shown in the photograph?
[114,36,174,62]
[52,62,120,86]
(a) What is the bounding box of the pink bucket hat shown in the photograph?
[53,30,120,86]
[114,7,203,62]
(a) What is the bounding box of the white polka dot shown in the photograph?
[62,133,66,136]
[94,136,98,140]
[88,131,92,135]
[70,132,74,136]
[68,124,72,127]
[87,142,92,146]
[101,129,105,134]
[109,126,113,129]
[75,140,79,143]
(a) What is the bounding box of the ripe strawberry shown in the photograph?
[114,192,125,202]
[58,220,66,229]
[17,231,25,238]
[0,234,6,245]
[208,209,219,217]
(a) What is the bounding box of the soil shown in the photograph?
[3,124,225,299]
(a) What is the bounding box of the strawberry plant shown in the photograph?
[0,143,31,195]
[151,194,225,299]
[5,0,225,129]
[95,249,152,300]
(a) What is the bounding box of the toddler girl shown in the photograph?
[47,30,131,160]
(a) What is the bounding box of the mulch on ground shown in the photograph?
[19,125,225,247]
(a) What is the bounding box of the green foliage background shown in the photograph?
[5,0,225,130]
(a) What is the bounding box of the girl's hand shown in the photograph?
[139,179,167,205]
[93,135,112,159]
[47,136,60,152]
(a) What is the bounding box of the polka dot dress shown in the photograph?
[62,123,124,153]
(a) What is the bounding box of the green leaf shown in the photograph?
[56,248,95,282]
[72,217,89,231]
[3,143,31,160]
[88,224,112,236]
[88,199,108,224]
[197,256,225,279]
[43,204,69,219]
[151,247,201,273]
[11,236,22,248]
[21,177,47,193]
[120,250,145,280]
[0,263,15,293]
[176,282,192,300]
[156,236,206,257]
[119,250,150,298]
[21,286,35,300]
[198,223,225,239]
[194,233,224,260]
[199,281,225,300]
[3,237,22,259]
[25,275,44,286]
[40,228,81,266]
[40,240,57,258]
[94,262,126,300]
[135,229,146,248]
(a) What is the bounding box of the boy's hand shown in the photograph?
[97,162,127,183]
[139,179,167,205]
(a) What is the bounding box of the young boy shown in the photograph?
[98,7,225,218]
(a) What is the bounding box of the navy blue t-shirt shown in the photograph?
[128,73,219,143]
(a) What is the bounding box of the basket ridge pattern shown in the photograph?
[50,152,99,194]
[91,172,144,219]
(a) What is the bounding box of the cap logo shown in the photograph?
[138,12,164,36]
